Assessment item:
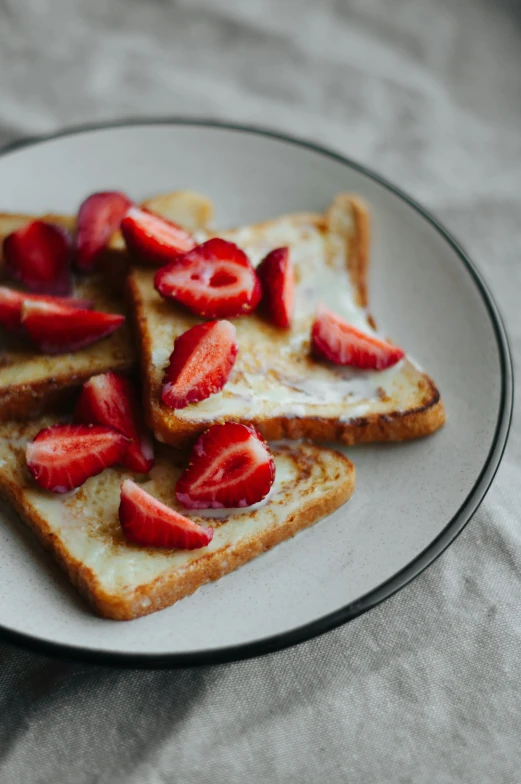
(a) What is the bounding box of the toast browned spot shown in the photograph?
[0,191,214,420]
[127,193,445,448]
[0,418,355,620]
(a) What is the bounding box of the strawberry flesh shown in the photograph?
[311,305,405,370]
[76,191,132,272]
[3,220,72,295]
[162,320,238,409]
[121,206,195,266]
[74,371,154,473]
[119,479,213,549]
[26,424,130,493]
[257,246,294,328]
[176,422,275,509]
[21,299,125,354]
[154,238,261,319]
[0,287,93,331]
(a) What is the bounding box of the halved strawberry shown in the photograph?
[154,238,261,319]
[311,305,405,370]
[176,422,275,509]
[0,287,93,331]
[256,246,294,328]
[74,372,154,473]
[76,191,132,272]
[21,300,125,354]
[26,424,130,493]
[121,206,195,266]
[162,320,238,410]
[3,220,72,294]
[119,479,214,549]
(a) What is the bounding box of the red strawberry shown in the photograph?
[0,287,93,331]
[176,422,275,509]
[121,206,195,266]
[76,191,132,272]
[162,320,238,410]
[119,479,214,549]
[311,305,405,370]
[154,238,261,319]
[74,371,154,473]
[26,424,130,493]
[256,246,294,328]
[21,300,125,354]
[3,220,72,295]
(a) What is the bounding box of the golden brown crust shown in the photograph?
[127,194,445,450]
[0,191,214,422]
[0,357,134,421]
[0,427,354,620]
[96,467,354,620]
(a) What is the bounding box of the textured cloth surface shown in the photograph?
[0,0,520,781]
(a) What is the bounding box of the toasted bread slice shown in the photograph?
[0,191,214,420]
[0,418,354,619]
[127,194,445,448]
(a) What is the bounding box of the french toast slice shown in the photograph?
[0,191,214,420]
[0,418,355,620]
[127,194,445,448]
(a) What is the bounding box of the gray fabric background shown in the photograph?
[0,0,520,781]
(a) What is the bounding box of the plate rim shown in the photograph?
[0,117,513,668]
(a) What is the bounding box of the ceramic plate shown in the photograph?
[0,121,512,666]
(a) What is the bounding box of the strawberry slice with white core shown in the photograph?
[21,300,125,354]
[76,191,132,272]
[0,287,93,331]
[26,424,130,493]
[311,305,405,370]
[121,206,195,266]
[256,246,294,329]
[119,479,214,549]
[154,238,262,319]
[3,220,72,295]
[176,422,276,509]
[161,320,238,409]
[74,371,154,473]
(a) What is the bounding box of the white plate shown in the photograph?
[0,121,512,666]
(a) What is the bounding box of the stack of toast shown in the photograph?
[0,189,444,620]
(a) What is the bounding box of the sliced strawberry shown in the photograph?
[176,422,275,509]
[74,371,154,473]
[3,220,72,295]
[256,246,294,329]
[21,300,125,354]
[311,305,405,370]
[0,287,93,331]
[26,424,130,493]
[119,479,213,549]
[76,191,132,272]
[161,320,238,410]
[121,206,195,266]
[154,238,261,319]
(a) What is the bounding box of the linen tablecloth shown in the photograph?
[0,1,520,781]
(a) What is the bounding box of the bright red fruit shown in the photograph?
[21,300,125,354]
[26,424,130,493]
[161,320,238,410]
[119,479,214,549]
[311,305,405,370]
[256,246,294,328]
[76,191,132,272]
[154,238,261,319]
[0,287,92,331]
[121,206,195,266]
[176,422,275,510]
[3,220,72,295]
[74,371,154,473]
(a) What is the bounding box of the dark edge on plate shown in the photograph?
[0,118,514,669]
